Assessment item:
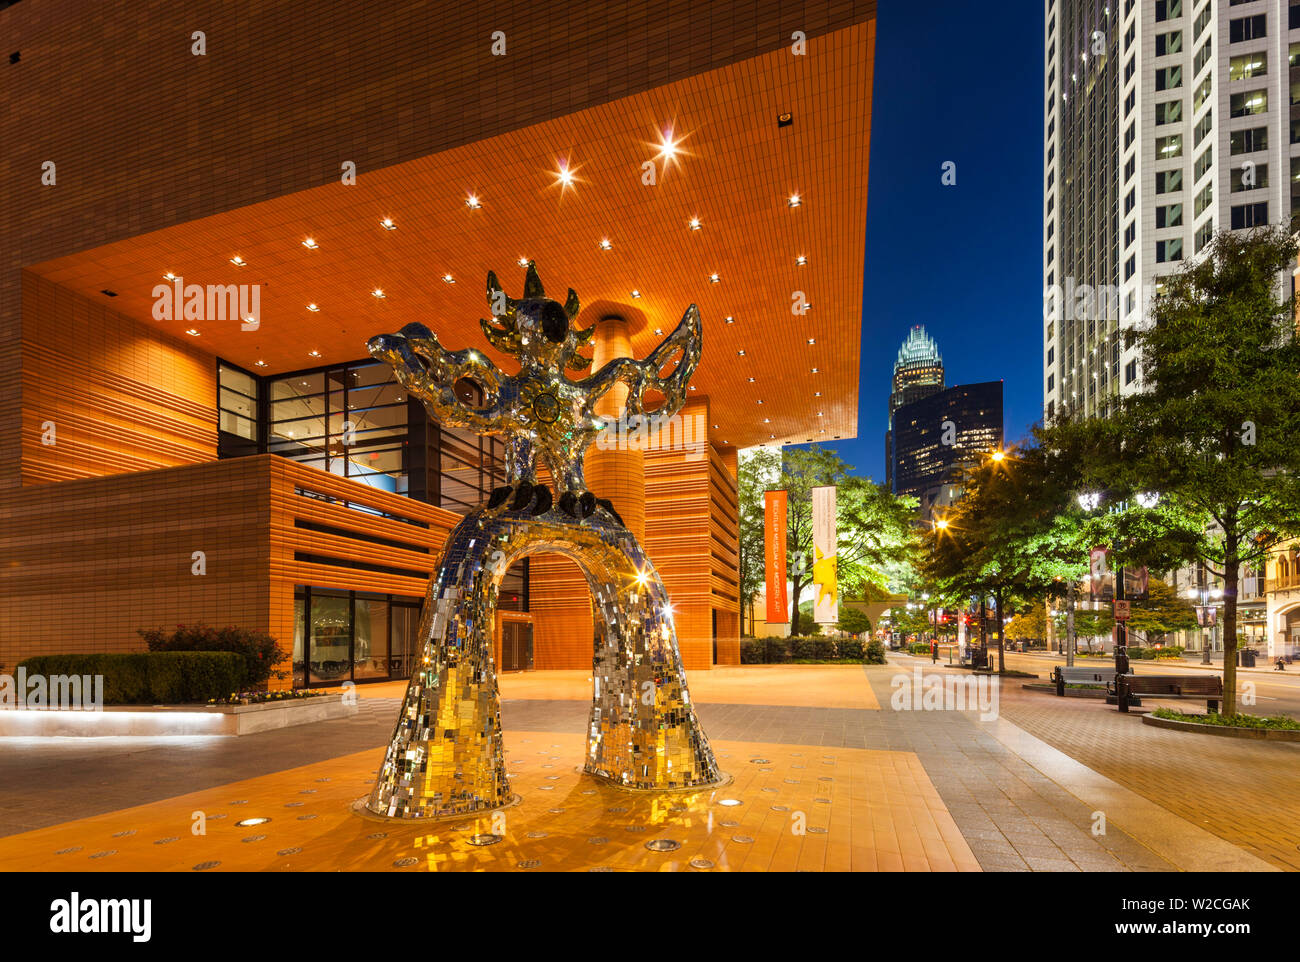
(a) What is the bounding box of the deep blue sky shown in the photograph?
[804,0,1044,482]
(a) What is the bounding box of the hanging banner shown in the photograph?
[811,485,838,624]
[1089,548,1113,601]
[1124,566,1149,601]
[764,490,788,625]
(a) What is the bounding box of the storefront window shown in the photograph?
[309,590,352,684]
[353,594,390,679]
[295,586,423,686]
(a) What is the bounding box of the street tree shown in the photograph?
[1088,226,1300,714]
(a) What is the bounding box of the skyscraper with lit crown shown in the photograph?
[886,325,945,491]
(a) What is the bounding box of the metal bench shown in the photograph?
[1053,665,1117,696]
[1109,673,1223,714]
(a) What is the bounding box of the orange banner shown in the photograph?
[765,490,788,625]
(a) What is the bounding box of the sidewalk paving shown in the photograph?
[0,664,1290,871]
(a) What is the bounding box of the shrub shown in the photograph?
[17,652,244,704]
[791,636,818,661]
[139,624,286,688]
[737,636,871,663]
[1153,707,1300,731]
[864,638,887,664]
[763,637,793,663]
[840,638,865,661]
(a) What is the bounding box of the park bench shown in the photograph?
[1053,665,1117,696]
[1108,673,1223,714]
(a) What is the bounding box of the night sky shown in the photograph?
[803,0,1045,482]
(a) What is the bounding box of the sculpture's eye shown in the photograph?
[540,301,569,343]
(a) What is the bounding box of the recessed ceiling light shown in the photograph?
[163,272,176,281]
[101,289,118,297]
[517,257,529,267]
[599,238,612,250]
[770,434,776,439]
[757,399,765,405]
[630,290,641,298]
[763,418,771,423]
[185,328,199,336]
[795,255,807,265]
[372,288,386,298]
[689,217,701,231]
[788,194,802,208]
[689,384,696,390]
[747,377,755,383]
[557,163,575,188]
[235,817,271,827]
[255,360,267,367]
[814,391,822,397]
[725,316,735,324]
[807,338,816,345]
[657,128,681,164]
[466,194,482,209]
[817,411,824,417]
[306,303,320,312]
[708,273,720,283]
[654,328,663,335]
[302,238,319,250]
[380,217,397,230]
[737,350,746,356]
[442,274,455,284]
[308,350,321,357]
[712,424,719,429]
[230,255,246,267]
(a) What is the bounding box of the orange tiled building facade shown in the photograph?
[0,1,875,682]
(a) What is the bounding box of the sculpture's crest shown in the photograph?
[368,261,701,519]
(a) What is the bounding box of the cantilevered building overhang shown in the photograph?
[0,0,875,675]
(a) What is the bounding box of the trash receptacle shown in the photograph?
[1239,648,1257,668]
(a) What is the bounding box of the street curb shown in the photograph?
[1140,713,1300,742]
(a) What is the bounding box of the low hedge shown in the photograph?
[17,652,245,705]
[1152,707,1300,731]
[740,636,871,664]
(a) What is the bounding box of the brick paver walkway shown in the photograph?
[993,681,1300,871]
[0,664,1286,871]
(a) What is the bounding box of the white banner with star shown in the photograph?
[812,484,838,625]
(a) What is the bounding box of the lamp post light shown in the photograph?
[1075,489,1160,685]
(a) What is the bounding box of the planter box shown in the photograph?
[1141,712,1300,742]
[0,694,355,737]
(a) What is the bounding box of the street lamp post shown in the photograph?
[1077,489,1160,695]
[1197,563,1213,665]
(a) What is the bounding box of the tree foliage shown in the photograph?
[1069,226,1300,712]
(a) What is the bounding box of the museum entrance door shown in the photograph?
[500,619,534,671]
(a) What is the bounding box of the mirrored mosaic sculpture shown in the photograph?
[364,262,723,819]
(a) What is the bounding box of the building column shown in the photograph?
[583,316,646,541]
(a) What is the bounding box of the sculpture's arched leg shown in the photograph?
[365,505,723,819]
[580,522,721,788]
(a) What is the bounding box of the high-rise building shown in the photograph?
[891,381,1004,519]
[886,325,944,490]
[1043,0,1299,423]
